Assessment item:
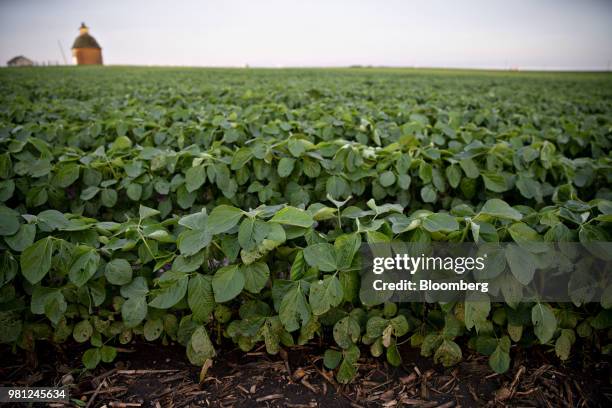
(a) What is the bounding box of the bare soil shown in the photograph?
[1,340,610,407]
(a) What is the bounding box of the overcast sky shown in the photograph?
[1,0,611,70]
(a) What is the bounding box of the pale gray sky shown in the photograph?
[1,0,611,70]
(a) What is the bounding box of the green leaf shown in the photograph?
[104,259,133,285]
[212,265,245,303]
[69,246,100,287]
[335,359,356,384]
[278,157,296,177]
[242,262,270,294]
[379,171,396,187]
[82,348,101,369]
[101,189,118,207]
[53,163,80,187]
[334,233,361,271]
[555,329,574,360]
[420,185,437,203]
[139,205,160,219]
[120,276,149,298]
[20,238,54,285]
[459,158,479,179]
[188,274,215,322]
[433,339,462,367]
[333,316,360,349]
[207,205,243,234]
[303,243,337,272]
[144,318,164,341]
[270,207,314,228]
[464,293,491,332]
[178,229,212,256]
[480,199,522,221]
[505,244,536,285]
[309,275,343,315]
[238,218,269,251]
[445,164,461,188]
[422,213,459,232]
[149,273,189,309]
[279,284,311,332]
[37,209,71,231]
[4,223,36,252]
[73,320,93,343]
[386,341,401,366]
[186,326,215,365]
[0,208,19,236]
[100,345,117,363]
[323,349,342,369]
[290,250,306,281]
[482,172,508,192]
[532,303,557,344]
[489,344,510,373]
[122,295,148,328]
[508,223,543,248]
[185,165,206,192]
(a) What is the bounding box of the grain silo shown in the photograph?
[72,23,103,65]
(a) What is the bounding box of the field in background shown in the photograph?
[0,66,611,407]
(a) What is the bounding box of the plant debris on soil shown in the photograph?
[1,341,610,408]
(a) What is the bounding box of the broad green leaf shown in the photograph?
[69,246,100,287]
[186,326,215,365]
[278,157,295,177]
[37,209,71,231]
[420,185,437,203]
[207,205,244,234]
[4,223,36,252]
[270,207,314,228]
[242,262,270,294]
[73,320,93,343]
[532,303,557,344]
[279,284,311,332]
[188,274,215,322]
[459,158,479,179]
[482,172,508,192]
[323,349,342,369]
[212,265,245,303]
[433,339,462,367]
[333,316,360,349]
[505,244,536,285]
[464,293,491,332]
[480,199,522,221]
[379,171,396,187]
[185,165,206,192]
[120,276,149,298]
[309,275,343,315]
[100,345,117,363]
[386,341,401,366]
[489,343,510,373]
[178,229,212,256]
[105,259,133,285]
[0,208,19,236]
[139,205,160,219]
[122,295,148,328]
[53,163,80,187]
[238,218,269,251]
[422,213,459,232]
[82,348,101,369]
[303,243,337,272]
[144,318,164,341]
[149,273,188,309]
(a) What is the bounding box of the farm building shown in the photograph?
[72,23,103,65]
[7,56,33,67]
